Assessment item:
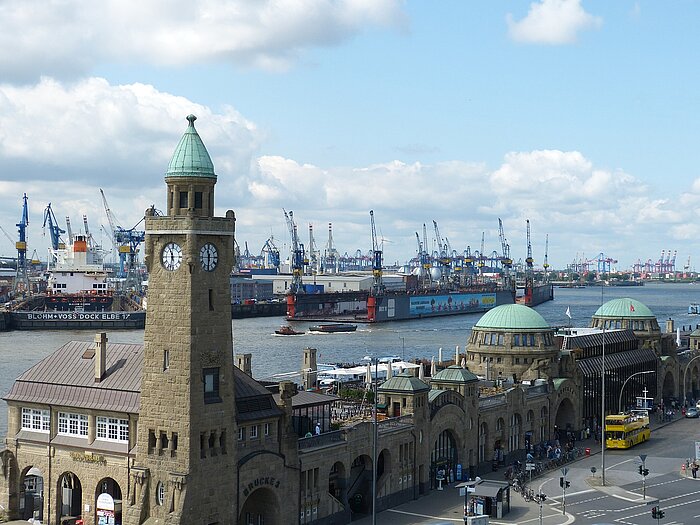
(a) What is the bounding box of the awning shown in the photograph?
[577,348,658,377]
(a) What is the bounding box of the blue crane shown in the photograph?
[42,203,66,251]
[99,188,145,286]
[14,193,30,293]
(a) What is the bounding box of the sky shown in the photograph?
[1,0,699,272]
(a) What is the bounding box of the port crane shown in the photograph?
[13,193,30,294]
[99,188,145,289]
[308,224,320,274]
[542,234,550,282]
[324,223,339,274]
[42,203,66,252]
[369,210,384,294]
[498,218,512,284]
[432,220,451,287]
[523,219,534,299]
[261,237,281,270]
[283,209,305,293]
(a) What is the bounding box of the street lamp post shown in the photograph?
[683,354,700,408]
[399,336,405,362]
[364,355,379,525]
[601,325,606,486]
[618,371,655,413]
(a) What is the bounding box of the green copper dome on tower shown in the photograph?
[593,298,654,318]
[475,304,550,330]
[166,114,216,179]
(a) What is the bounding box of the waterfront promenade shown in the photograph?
[355,412,685,525]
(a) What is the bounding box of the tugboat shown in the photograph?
[274,325,305,336]
[308,323,357,333]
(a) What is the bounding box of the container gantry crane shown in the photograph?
[14,193,30,294]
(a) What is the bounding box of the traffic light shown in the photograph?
[560,477,564,487]
[565,480,570,488]
[658,509,665,519]
[639,465,643,475]
[643,468,649,476]
[652,506,658,519]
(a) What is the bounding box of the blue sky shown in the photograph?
[1,0,699,271]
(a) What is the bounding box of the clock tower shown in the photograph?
[127,115,237,524]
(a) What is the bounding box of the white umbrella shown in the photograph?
[430,356,436,377]
[418,361,425,380]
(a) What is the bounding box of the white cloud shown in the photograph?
[506,0,602,45]
[0,0,407,82]
[0,77,698,269]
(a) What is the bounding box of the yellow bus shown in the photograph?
[605,411,650,449]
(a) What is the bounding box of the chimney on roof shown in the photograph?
[94,332,108,382]
[235,353,252,376]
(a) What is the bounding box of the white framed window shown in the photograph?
[96,416,129,442]
[250,425,258,439]
[264,423,270,436]
[156,481,165,506]
[58,412,88,437]
[21,408,50,432]
[238,427,245,441]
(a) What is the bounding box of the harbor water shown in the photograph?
[1,282,699,437]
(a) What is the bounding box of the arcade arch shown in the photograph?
[19,465,44,522]
[57,471,82,524]
[347,454,373,517]
[328,461,347,505]
[554,398,576,431]
[431,429,458,488]
[239,486,280,525]
[661,370,676,401]
[95,477,123,525]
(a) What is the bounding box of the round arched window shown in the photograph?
[156,481,165,506]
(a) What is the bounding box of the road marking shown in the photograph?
[548,488,595,500]
[386,509,464,522]
[607,458,635,469]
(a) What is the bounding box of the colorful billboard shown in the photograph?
[409,293,496,316]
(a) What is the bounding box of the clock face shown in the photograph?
[162,242,183,271]
[200,243,218,271]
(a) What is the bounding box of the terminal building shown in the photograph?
[0,116,690,525]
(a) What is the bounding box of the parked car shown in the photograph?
[685,407,699,418]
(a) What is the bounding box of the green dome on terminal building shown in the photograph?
[475,304,550,331]
[590,297,661,337]
[467,304,558,382]
[593,298,654,319]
